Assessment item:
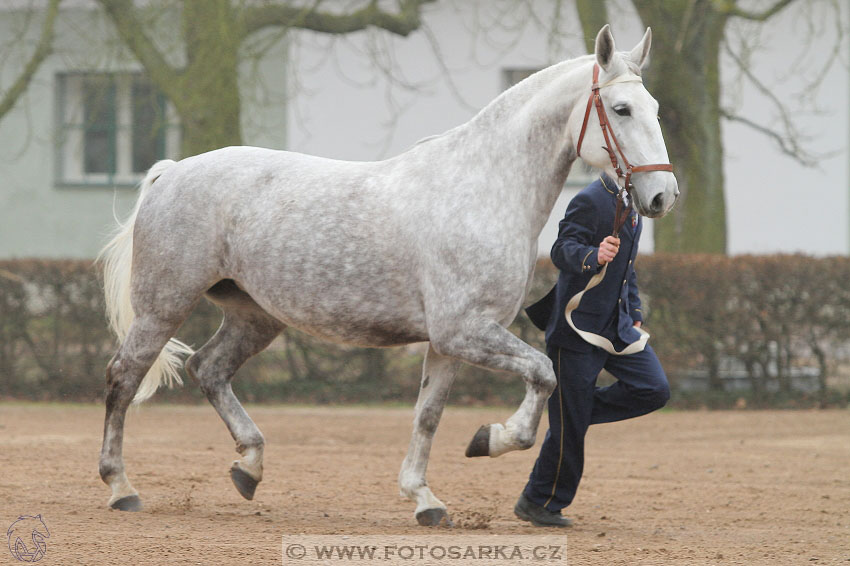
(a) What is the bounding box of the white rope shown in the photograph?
[564,263,649,355]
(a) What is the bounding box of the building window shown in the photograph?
[502,67,596,187]
[56,72,180,186]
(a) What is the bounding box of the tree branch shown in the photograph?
[244,0,436,37]
[722,40,821,166]
[721,109,817,167]
[715,0,796,21]
[420,22,477,112]
[0,0,61,121]
[96,0,181,102]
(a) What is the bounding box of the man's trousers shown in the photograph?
[522,341,670,512]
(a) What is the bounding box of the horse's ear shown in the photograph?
[595,24,616,71]
[629,27,652,69]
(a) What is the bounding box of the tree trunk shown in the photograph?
[631,1,728,253]
[98,0,434,158]
[575,0,608,52]
[177,0,243,156]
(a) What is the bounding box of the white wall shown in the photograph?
[721,5,849,255]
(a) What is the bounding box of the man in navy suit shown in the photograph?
[514,174,670,528]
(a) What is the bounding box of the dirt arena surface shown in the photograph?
[1,403,848,565]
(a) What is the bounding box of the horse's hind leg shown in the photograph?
[100,312,190,511]
[399,345,460,526]
[185,288,285,500]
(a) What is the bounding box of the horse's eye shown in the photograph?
[613,104,631,117]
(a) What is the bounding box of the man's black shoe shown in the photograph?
[514,494,573,527]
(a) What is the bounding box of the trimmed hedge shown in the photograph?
[0,256,847,406]
[634,254,850,407]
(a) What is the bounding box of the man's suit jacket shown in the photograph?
[527,176,644,350]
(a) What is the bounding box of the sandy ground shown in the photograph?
[0,403,848,565]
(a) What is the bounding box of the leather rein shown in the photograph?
[575,64,673,235]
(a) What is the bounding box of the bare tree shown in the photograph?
[95,0,435,156]
[0,0,61,121]
[573,0,845,253]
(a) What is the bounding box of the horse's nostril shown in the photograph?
[651,193,664,213]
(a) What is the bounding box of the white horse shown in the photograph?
[98,25,677,526]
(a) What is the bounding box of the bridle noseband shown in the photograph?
[575,63,673,235]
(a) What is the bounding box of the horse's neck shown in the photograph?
[455,59,590,238]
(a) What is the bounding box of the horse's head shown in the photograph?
[570,25,678,218]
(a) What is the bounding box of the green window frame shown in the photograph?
[56,72,177,187]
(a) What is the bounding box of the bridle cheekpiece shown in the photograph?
[575,64,673,234]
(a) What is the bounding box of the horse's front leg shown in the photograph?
[431,319,556,458]
[399,345,460,527]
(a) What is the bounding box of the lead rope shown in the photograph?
[564,264,650,355]
[563,178,649,356]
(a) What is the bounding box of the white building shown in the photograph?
[0,1,847,258]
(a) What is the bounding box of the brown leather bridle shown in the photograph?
[576,64,673,235]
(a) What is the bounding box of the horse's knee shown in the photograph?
[531,358,557,395]
[539,371,557,395]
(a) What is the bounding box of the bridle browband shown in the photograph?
[575,64,673,235]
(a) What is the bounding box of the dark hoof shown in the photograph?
[110,494,143,512]
[416,507,453,527]
[465,425,490,458]
[230,466,259,500]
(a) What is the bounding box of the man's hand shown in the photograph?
[597,236,620,265]
[633,321,642,329]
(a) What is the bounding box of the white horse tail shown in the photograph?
[98,159,193,404]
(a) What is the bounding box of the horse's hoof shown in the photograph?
[110,494,143,512]
[230,465,259,500]
[465,425,490,457]
[416,507,453,527]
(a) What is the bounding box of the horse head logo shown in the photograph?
[7,515,50,563]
